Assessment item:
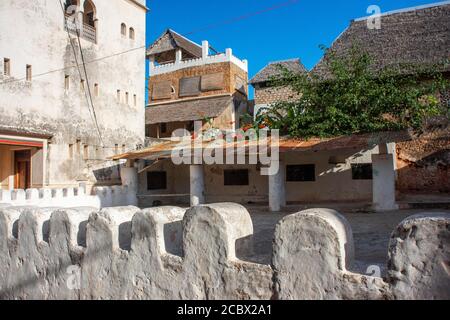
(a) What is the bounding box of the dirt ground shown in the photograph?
[240,205,449,276]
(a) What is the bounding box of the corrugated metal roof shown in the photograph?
[111,131,414,161]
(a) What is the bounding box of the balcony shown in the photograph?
[65,15,97,43]
[150,48,248,76]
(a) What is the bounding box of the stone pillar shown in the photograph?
[94,19,98,44]
[190,165,205,206]
[225,48,233,59]
[120,165,138,206]
[202,41,209,59]
[372,152,398,212]
[269,161,286,212]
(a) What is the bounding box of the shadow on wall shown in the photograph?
[93,164,121,184]
[397,142,450,195]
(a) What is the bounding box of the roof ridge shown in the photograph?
[353,1,450,21]
[167,29,202,48]
[267,58,301,65]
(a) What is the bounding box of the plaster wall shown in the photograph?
[0,0,146,188]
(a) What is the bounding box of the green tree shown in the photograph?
[255,45,449,138]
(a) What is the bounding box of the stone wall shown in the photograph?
[396,132,450,194]
[148,62,248,104]
[0,203,448,300]
[254,84,300,106]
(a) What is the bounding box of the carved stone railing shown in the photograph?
[65,15,96,43]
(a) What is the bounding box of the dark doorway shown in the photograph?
[14,150,31,189]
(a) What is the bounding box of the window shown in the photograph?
[129,27,135,40]
[114,144,119,154]
[286,165,316,182]
[68,144,74,159]
[147,171,167,190]
[122,144,126,153]
[125,92,129,105]
[83,145,89,160]
[117,89,121,101]
[4,58,10,76]
[121,23,127,37]
[186,121,195,132]
[80,79,85,91]
[351,164,373,180]
[26,65,32,81]
[160,123,167,134]
[94,83,99,96]
[133,94,137,106]
[224,169,249,186]
[64,0,78,12]
[83,0,96,27]
[76,139,81,154]
[179,76,201,97]
[65,75,70,90]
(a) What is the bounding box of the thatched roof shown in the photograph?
[146,95,233,124]
[312,2,450,78]
[249,59,307,85]
[146,29,203,63]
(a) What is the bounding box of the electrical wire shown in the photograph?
[57,0,104,146]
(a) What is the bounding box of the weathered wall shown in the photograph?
[0,203,448,300]
[0,184,136,209]
[253,84,300,106]
[0,0,146,188]
[148,62,248,104]
[138,144,396,205]
[396,133,450,194]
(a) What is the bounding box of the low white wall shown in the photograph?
[0,185,136,209]
[0,204,448,300]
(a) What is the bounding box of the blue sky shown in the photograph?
[145,0,444,90]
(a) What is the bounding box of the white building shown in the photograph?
[0,0,147,191]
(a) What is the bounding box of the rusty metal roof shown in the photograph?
[111,131,414,161]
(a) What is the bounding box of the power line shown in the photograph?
[1,0,299,86]
[74,22,104,147]
[0,45,146,86]
[184,0,300,35]
[57,0,104,146]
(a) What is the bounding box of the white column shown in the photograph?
[149,56,155,70]
[372,151,398,212]
[190,165,205,206]
[225,48,233,59]
[120,165,139,206]
[202,41,209,59]
[269,161,286,212]
[175,49,183,63]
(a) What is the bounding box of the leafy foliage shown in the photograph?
[249,45,449,138]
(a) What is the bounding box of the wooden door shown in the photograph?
[14,150,31,189]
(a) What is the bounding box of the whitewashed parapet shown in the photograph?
[0,187,101,209]
[0,204,448,300]
[0,184,138,209]
[150,49,248,76]
[93,186,135,208]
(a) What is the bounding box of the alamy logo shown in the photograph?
[170,121,280,176]
[65,5,84,34]
[367,5,382,30]
[66,265,81,290]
